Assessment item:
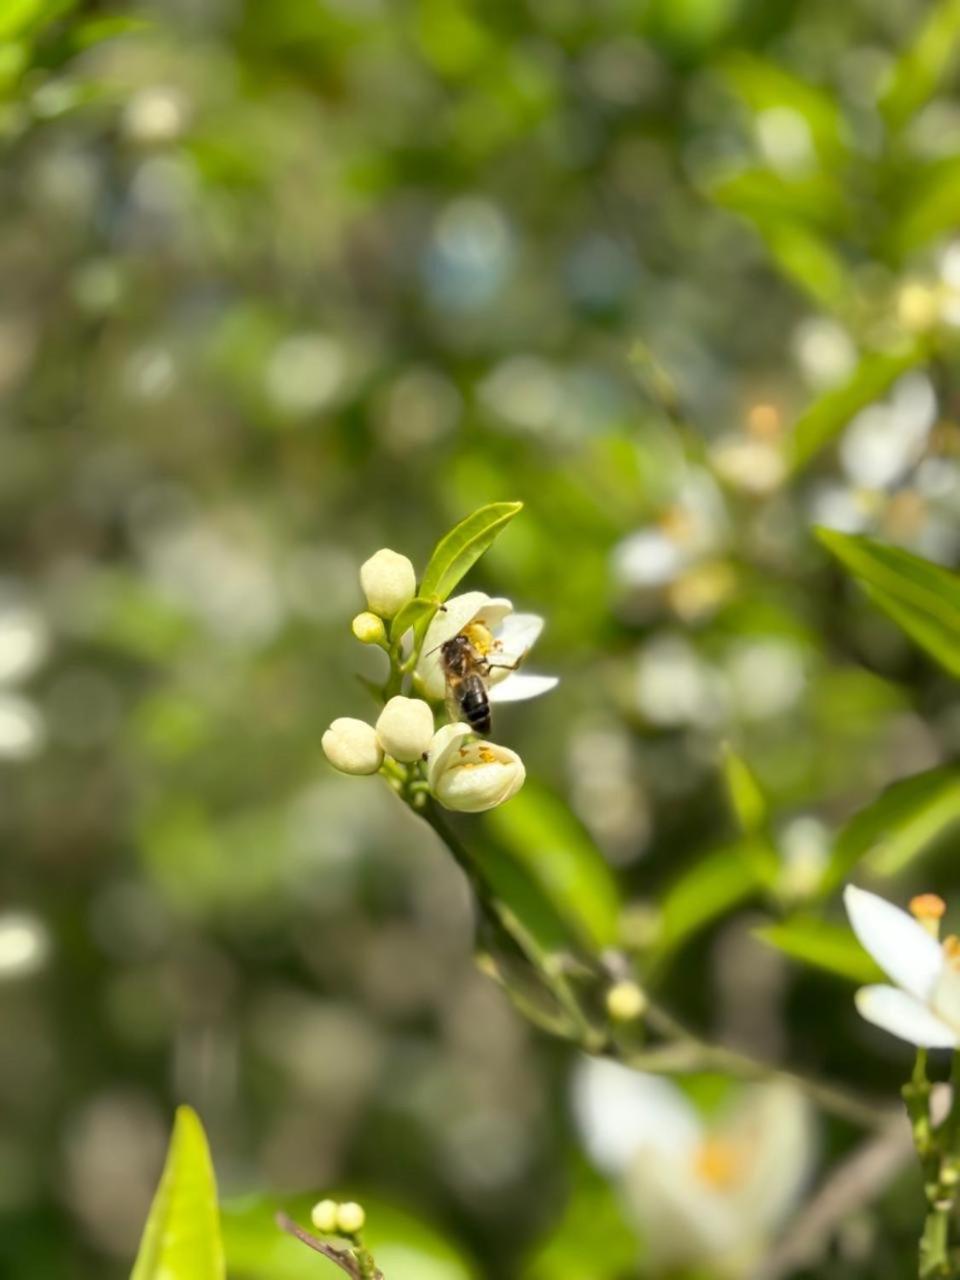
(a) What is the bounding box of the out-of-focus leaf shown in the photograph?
[762,220,850,309]
[419,502,523,603]
[485,782,621,949]
[882,0,960,131]
[657,844,761,954]
[788,346,924,471]
[522,1159,636,1280]
[889,155,960,257]
[390,595,438,646]
[223,1193,476,1280]
[824,766,960,887]
[0,0,47,41]
[816,530,960,676]
[710,168,850,236]
[754,916,883,983]
[722,745,768,837]
[722,53,846,163]
[130,1106,224,1280]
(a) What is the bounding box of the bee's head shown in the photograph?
[441,634,470,657]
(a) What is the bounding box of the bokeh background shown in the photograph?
[3,0,960,1276]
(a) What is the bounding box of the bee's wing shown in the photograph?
[445,685,465,725]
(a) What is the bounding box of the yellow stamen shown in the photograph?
[911,894,947,938]
[944,935,960,971]
[692,1138,745,1190]
[461,621,495,655]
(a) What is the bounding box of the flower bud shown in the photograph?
[311,1199,339,1233]
[359,548,416,619]
[427,723,525,813]
[605,980,647,1022]
[335,1201,366,1234]
[375,696,434,762]
[351,611,387,645]
[322,718,383,775]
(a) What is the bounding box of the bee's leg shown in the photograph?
[484,656,523,673]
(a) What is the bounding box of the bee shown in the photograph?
[439,621,519,735]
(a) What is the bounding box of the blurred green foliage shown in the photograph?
[2,0,960,1276]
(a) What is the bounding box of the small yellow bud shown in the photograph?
[311,1199,339,1233]
[335,1201,366,1235]
[359,548,416,619]
[605,980,647,1022]
[352,611,387,645]
[322,718,384,775]
[910,893,947,938]
[376,696,435,762]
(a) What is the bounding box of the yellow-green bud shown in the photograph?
[352,611,387,645]
[605,980,647,1022]
[359,548,416,619]
[311,1199,339,1233]
[336,1201,366,1235]
[375,696,435,762]
[322,718,384,775]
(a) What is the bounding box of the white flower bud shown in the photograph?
[351,611,387,645]
[311,1199,339,1233]
[427,723,525,813]
[335,1201,366,1234]
[605,980,647,1022]
[322,717,383,775]
[359,548,416,619]
[375,696,434,762]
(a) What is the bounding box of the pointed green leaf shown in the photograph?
[131,1106,224,1280]
[657,843,761,955]
[419,502,523,603]
[824,765,960,887]
[484,782,622,949]
[721,745,768,838]
[882,0,960,132]
[754,916,883,983]
[817,529,960,677]
[788,347,924,471]
[389,595,439,646]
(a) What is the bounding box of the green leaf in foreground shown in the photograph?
[787,346,923,472]
[824,765,960,887]
[754,916,883,983]
[389,595,439,645]
[419,502,522,604]
[484,782,621,949]
[131,1106,224,1280]
[817,529,960,678]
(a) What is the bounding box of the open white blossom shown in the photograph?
[844,885,960,1047]
[573,1057,813,1274]
[322,717,384,776]
[359,548,417,619]
[426,722,525,812]
[416,591,557,703]
[375,696,435,762]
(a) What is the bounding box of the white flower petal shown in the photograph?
[491,612,543,660]
[487,673,559,703]
[726,1084,814,1239]
[572,1057,701,1176]
[625,1155,739,1268]
[425,722,473,791]
[854,985,958,1048]
[429,736,525,812]
[844,885,943,1001]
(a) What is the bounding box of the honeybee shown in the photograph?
[439,621,519,735]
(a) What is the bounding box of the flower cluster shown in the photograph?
[321,546,556,813]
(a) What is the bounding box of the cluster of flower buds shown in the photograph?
[310,1198,367,1236]
[321,545,556,813]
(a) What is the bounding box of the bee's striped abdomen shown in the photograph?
[459,674,491,734]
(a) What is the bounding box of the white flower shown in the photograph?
[573,1058,813,1274]
[321,717,384,776]
[359,548,417,618]
[844,885,960,1047]
[426,722,525,812]
[415,591,557,703]
[375,696,435,762]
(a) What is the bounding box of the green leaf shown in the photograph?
[721,745,768,837]
[888,155,960,257]
[656,843,761,955]
[419,502,523,603]
[389,595,439,646]
[223,1192,476,1280]
[0,0,46,40]
[824,766,960,886]
[788,346,924,472]
[484,782,621,949]
[816,529,960,677]
[131,1106,224,1280]
[522,1158,636,1280]
[881,0,960,131]
[754,916,883,983]
[722,52,847,165]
